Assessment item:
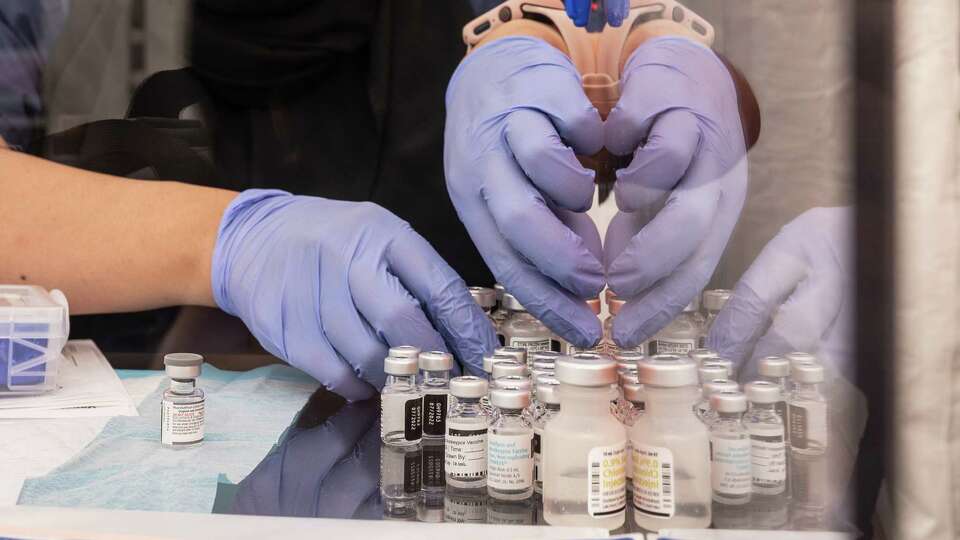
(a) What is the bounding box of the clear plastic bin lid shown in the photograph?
[0,285,69,338]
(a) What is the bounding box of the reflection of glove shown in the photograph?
[603,37,748,349]
[707,207,853,381]
[231,398,381,518]
[445,37,606,348]
[213,190,497,401]
[564,0,629,27]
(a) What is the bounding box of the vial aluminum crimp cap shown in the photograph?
[689,348,719,365]
[468,286,497,309]
[490,388,531,409]
[384,355,419,376]
[637,355,698,387]
[702,379,739,397]
[389,345,421,360]
[710,390,748,413]
[492,360,527,380]
[785,351,818,367]
[555,355,618,387]
[494,346,527,365]
[450,376,489,398]
[164,353,203,379]
[702,289,732,311]
[744,381,782,403]
[758,356,790,378]
[791,362,825,383]
[698,364,728,384]
[419,350,454,371]
[536,379,560,404]
[494,375,532,391]
[483,353,516,375]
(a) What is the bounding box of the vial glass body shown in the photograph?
[630,385,711,531]
[502,311,559,353]
[788,382,828,455]
[532,404,559,494]
[161,379,205,448]
[648,311,703,356]
[488,408,534,500]
[709,412,752,505]
[421,369,451,439]
[543,385,627,530]
[381,374,423,446]
[445,397,490,488]
[743,402,787,497]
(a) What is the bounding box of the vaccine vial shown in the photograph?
[487,388,535,500]
[696,379,739,424]
[381,355,423,446]
[446,376,491,489]
[698,364,728,386]
[788,362,828,455]
[160,353,205,448]
[543,355,626,529]
[500,293,560,353]
[648,299,704,356]
[689,348,719,366]
[491,360,527,381]
[532,377,560,495]
[709,391,752,506]
[419,351,453,440]
[702,358,734,380]
[631,355,711,530]
[758,356,791,432]
[699,289,731,347]
[743,381,787,497]
[380,443,422,519]
[469,286,497,317]
[494,346,528,368]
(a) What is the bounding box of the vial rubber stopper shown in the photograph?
[164,353,203,379]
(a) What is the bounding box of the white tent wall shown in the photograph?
[882,1,960,539]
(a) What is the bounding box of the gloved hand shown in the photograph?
[564,0,629,27]
[231,396,382,518]
[707,206,854,381]
[445,36,606,348]
[603,37,748,348]
[212,190,498,401]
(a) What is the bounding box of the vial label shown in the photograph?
[422,443,446,489]
[532,431,542,485]
[626,439,633,482]
[508,336,560,353]
[748,427,786,491]
[423,393,448,437]
[788,402,828,451]
[404,450,423,494]
[710,437,752,497]
[632,444,675,518]
[487,432,534,491]
[445,423,488,480]
[587,441,627,517]
[648,338,697,356]
[404,398,424,441]
[160,399,205,445]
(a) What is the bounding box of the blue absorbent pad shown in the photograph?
[18,364,319,513]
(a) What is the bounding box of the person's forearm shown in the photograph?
[0,148,235,314]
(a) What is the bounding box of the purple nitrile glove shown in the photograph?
[603,37,748,348]
[564,0,629,28]
[212,190,498,401]
[708,207,854,381]
[445,36,606,348]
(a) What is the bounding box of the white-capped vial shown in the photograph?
[446,376,490,488]
[699,289,732,347]
[500,293,560,354]
[788,362,828,455]
[420,351,453,440]
[709,391,752,506]
[488,389,534,500]
[532,376,560,494]
[689,348,719,366]
[703,357,734,380]
[380,443,422,519]
[698,364,728,385]
[648,298,704,356]
[758,356,791,435]
[161,353,205,448]
[481,353,514,415]
[543,355,626,529]
[562,298,603,354]
[696,379,739,423]
[491,360,527,381]
[530,350,559,378]
[743,381,787,497]
[631,355,711,530]
[389,345,421,361]
[382,355,423,446]
[469,286,497,316]
[494,346,528,368]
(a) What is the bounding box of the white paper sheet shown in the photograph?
[0,340,137,418]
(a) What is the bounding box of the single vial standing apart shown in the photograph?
[788,362,828,455]
[648,299,704,356]
[487,389,535,500]
[696,379,739,424]
[543,355,627,530]
[757,356,791,438]
[469,286,497,318]
[532,376,560,494]
[445,376,491,488]
[161,353,205,448]
[500,293,560,353]
[709,391,752,506]
[631,355,711,531]
[743,381,787,497]
[420,351,453,440]
[699,289,732,347]
[381,355,423,446]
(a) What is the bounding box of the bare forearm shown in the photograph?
[0,149,235,314]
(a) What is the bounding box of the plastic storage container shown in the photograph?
[0,285,69,393]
